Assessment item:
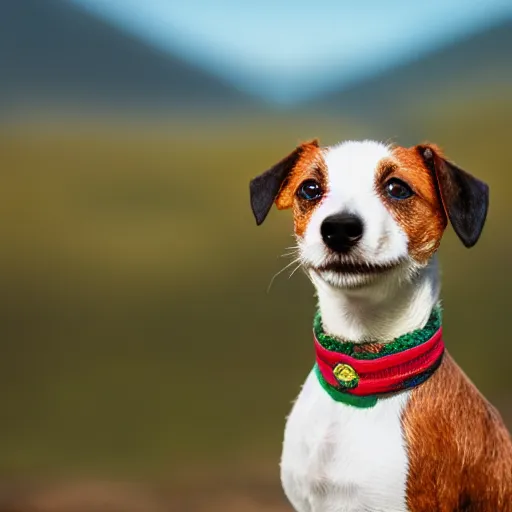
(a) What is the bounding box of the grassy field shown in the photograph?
[0,106,510,510]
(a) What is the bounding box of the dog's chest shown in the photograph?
[280,371,411,512]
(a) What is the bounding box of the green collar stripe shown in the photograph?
[314,364,378,408]
[313,305,442,359]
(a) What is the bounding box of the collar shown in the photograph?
[313,306,444,408]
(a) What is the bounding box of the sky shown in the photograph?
[70,0,512,104]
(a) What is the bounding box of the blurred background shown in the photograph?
[0,1,511,510]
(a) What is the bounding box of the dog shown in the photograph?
[249,139,512,512]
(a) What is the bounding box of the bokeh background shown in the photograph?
[1,1,511,510]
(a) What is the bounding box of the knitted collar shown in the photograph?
[314,306,444,408]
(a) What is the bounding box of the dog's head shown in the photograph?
[250,139,489,289]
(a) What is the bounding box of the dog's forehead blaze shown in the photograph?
[379,146,447,263]
[275,142,327,237]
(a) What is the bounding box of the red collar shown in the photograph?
[314,326,444,398]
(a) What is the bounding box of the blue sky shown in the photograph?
[70,0,512,103]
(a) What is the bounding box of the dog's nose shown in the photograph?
[321,214,364,253]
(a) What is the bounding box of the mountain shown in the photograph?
[0,0,260,114]
[1,0,510,126]
[303,19,512,137]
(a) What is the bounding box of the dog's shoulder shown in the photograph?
[403,351,512,511]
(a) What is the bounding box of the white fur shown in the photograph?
[280,140,442,511]
[312,260,439,342]
[281,374,411,512]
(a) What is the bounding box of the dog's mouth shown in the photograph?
[314,259,403,275]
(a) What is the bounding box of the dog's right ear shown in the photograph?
[249,140,319,225]
[418,144,489,248]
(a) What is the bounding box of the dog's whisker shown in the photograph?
[288,261,304,279]
[280,246,300,259]
[267,257,302,293]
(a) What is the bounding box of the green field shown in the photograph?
[0,105,510,509]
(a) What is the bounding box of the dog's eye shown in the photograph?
[385,178,414,200]
[298,180,323,201]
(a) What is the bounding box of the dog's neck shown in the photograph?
[310,258,441,343]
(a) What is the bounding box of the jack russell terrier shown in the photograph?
[249,139,512,512]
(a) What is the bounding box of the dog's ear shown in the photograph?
[418,144,489,248]
[249,139,319,225]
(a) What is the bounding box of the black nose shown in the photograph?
[321,213,364,253]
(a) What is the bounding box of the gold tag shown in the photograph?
[333,363,358,386]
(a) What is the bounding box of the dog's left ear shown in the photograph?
[419,144,489,248]
[249,139,319,225]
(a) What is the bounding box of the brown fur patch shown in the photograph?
[275,141,327,237]
[376,147,448,263]
[403,352,512,511]
[352,342,385,355]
